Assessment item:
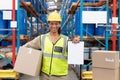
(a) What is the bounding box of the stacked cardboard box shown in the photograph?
[92,50,119,80]
[14,47,42,76]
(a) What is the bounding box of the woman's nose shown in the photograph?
[52,24,57,27]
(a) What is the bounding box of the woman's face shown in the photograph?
[49,21,60,33]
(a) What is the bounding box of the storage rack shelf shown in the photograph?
[0,0,119,80]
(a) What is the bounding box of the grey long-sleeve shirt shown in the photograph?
[23,36,41,50]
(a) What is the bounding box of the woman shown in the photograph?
[23,11,80,80]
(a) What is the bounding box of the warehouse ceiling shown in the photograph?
[45,0,63,12]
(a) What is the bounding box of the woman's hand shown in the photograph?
[72,36,80,43]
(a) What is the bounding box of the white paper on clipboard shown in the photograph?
[68,41,84,65]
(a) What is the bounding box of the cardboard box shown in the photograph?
[93,68,119,80]
[92,50,119,68]
[92,50,119,80]
[14,47,42,76]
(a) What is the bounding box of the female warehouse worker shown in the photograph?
[23,11,80,80]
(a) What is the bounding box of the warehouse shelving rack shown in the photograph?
[67,0,120,50]
[0,0,119,79]
[0,0,48,79]
[17,0,48,55]
[60,0,76,37]
[62,0,119,80]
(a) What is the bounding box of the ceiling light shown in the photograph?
[48,6,57,9]
[55,0,57,2]
[47,1,55,5]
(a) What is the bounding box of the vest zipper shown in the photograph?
[49,37,61,75]
[49,44,54,75]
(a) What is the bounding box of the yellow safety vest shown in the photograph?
[41,33,68,76]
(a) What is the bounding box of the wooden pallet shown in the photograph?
[20,2,39,17]
[19,35,30,40]
[68,2,78,14]
[68,1,106,14]
[0,35,31,41]
[83,36,112,41]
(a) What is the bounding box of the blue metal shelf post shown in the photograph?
[79,0,83,41]
[105,0,110,50]
[17,0,20,53]
[79,0,83,80]
[30,14,33,37]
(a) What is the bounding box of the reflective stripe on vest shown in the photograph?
[43,52,67,60]
[41,34,45,52]
[41,35,67,60]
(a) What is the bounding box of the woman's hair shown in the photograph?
[58,27,61,34]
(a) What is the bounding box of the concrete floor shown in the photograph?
[19,69,79,80]
[68,68,79,80]
[0,59,79,80]
[20,75,40,80]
